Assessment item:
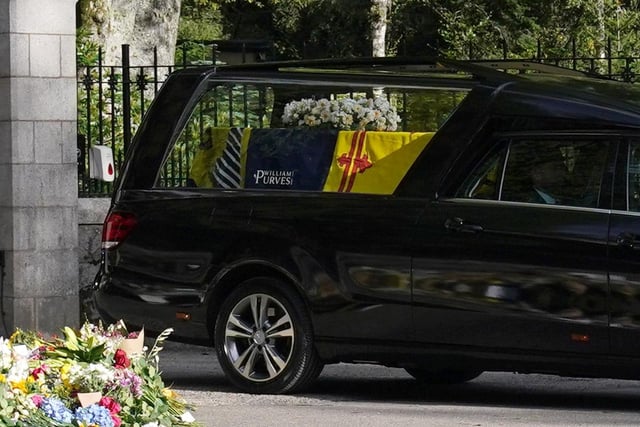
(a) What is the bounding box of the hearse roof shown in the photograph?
[169,56,640,124]
[174,56,593,82]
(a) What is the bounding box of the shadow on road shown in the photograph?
[313,374,640,412]
[159,342,640,412]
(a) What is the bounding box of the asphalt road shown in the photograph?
[158,342,640,427]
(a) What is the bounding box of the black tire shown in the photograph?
[404,367,482,384]
[214,277,324,394]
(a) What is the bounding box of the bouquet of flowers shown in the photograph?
[282,95,401,131]
[0,320,199,427]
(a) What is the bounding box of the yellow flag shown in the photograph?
[189,127,231,188]
[189,127,251,188]
[322,131,434,194]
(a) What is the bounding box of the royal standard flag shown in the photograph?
[322,131,434,194]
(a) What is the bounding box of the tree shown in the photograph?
[402,0,640,65]
[178,0,224,42]
[371,0,392,57]
[77,0,182,66]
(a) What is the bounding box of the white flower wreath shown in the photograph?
[282,95,401,131]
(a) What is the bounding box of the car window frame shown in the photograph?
[443,130,621,211]
[151,75,474,196]
[611,138,640,214]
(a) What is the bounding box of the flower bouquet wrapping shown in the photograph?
[0,320,199,426]
[282,95,401,131]
[118,328,145,356]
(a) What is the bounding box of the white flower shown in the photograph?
[6,358,29,384]
[68,362,115,391]
[181,411,196,423]
[12,345,30,359]
[282,95,400,131]
[0,338,13,371]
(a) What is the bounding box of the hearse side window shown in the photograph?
[155,84,273,188]
[155,81,468,194]
[456,146,507,200]
[628,142,640,211]
[461,137,609,208]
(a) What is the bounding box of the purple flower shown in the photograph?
[110,368,143,397]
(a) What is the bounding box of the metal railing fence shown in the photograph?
[77,38,640,197]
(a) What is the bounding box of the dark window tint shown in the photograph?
[456,147,506,200]
[628,142,640,211]
[460,137,609,208]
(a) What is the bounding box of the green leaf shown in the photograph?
[63,326,80,351]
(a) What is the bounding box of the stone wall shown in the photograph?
[0,0,79,334]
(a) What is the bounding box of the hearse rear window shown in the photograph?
[156,81,468,194]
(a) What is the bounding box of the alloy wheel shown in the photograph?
[223,293,295,382]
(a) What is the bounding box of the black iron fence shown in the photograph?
[77,40,274,197]
[79,46,166,196]
[77,39,640,197]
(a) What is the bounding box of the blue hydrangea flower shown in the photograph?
[75,404,115,427]
[40,397,74,423]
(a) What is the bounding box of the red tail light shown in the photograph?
[102,211,138,249]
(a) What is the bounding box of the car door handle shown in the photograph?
[617,232,640,249]
[444,217,484,234]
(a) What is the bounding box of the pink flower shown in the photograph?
[114,369,143,397]
[113,349,131,369]
[30,364,48,380]
[112,414,122,427]
[99,396,122,414]
[31,395,44,407]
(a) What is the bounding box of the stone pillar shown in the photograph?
[0,0,78,335]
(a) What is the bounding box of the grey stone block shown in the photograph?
[0,4,7,35]
[0,36,8,78]
[10,34,29,77]
[12,163,78,207]
[78,198,110,224]
[11,207,34,251]
[35,121,62,164]
[0,295,77,335]
[11,248,78,298]
[12,207,78,251]
[0,207,12,251]
[0,121,10,163]
[11,0,76,36]
[60,35,76,78]
[11,121,35,164]
[37,295,79,332]
[0,78,9,121]
[30,35,60,78]
[11,77,76,121]
[0,164,11,207]
[4,296,35,332]
[61,121,77,164]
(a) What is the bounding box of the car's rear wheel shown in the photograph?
[214,277,323,394]
[404,367,482,384]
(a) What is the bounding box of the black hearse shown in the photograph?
[88,57,640,394]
